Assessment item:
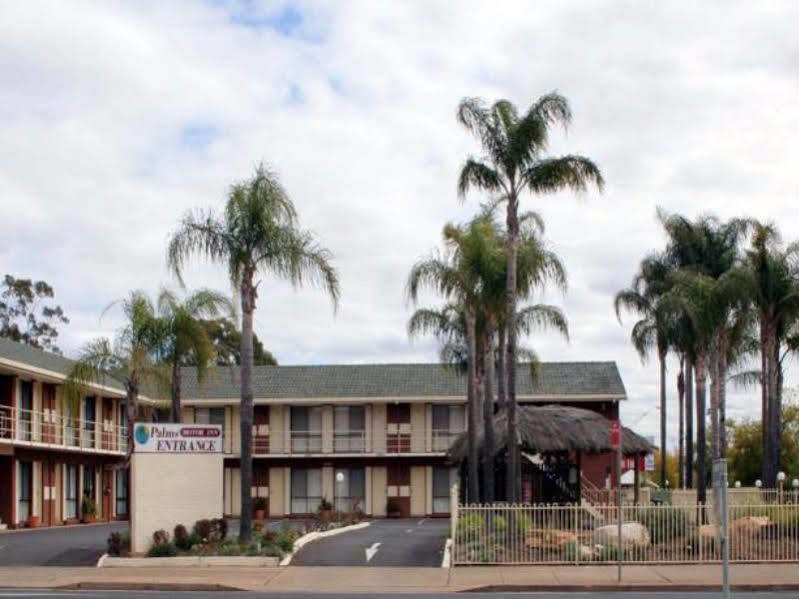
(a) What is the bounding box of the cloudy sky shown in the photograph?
[2,1,798,445]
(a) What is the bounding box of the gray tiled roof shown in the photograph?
[181,361,626,401]
[0,336,126,393]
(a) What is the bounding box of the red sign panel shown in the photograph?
[610,419,621,450]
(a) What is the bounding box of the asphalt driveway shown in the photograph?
[291,518,448,567]
[0,522,127,566]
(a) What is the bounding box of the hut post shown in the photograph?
[633,459,640,505]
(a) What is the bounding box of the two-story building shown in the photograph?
[0,337,131,529]
[0,336,629,526]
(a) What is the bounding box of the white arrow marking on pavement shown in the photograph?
[365,541,381,563]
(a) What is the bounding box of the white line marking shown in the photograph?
[365,541,381,563]
[405,528,413,533]
[417,518,426,525]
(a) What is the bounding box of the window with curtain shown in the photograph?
[432,404,466,451]
[83,465,96,501]
[17,460,32,522]
[333,406,365,452]
[433,466,452,513]
[83,397,96,447]
[115,468,128,517]
[65,464,78,519]
[333,467,365,512]
[19,381,32,441]
[290,468,322,513]
[290,407,322,452]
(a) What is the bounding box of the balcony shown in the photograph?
[0,405,127,454]
[247,427,462,455]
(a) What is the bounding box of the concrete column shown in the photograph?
[372,404,387,453]
[410,404,426,453]
[365,466,373,515]
[322,405,333,453]
[372,466,387,517]
[322,465,334,503]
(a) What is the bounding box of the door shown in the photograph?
[102,469,113,521]
[42,385,56,444]
[386,463,411,517]
[102,400,114,450]
[254,406,269,453]
[41,461,56,526]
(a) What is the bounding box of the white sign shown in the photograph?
[133,422,222,453]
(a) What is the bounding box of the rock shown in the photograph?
[699,524,718,539]
[594,522,650,547]
[730,516,770,536]
[579,544,594,559]
[525,529,577,549]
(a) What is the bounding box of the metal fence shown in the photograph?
[451,496,799,565]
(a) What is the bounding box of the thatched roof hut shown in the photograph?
[448,404,653,462]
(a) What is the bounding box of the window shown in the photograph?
[333,406,365,452]
[83,397,96,447]
[65,464,78,519]
[118,404,128,431]
[290,407,322,452]
[17,461,32,522]
[333,467,365,512]
[19,381,32,441]
[115,468,129,517]
[433,467,453,513]
[432,404,466,451]
[83,465,96,502]
[290,468,322,513]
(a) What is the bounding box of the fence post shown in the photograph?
[450,482,459,561]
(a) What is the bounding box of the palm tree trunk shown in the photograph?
[496,326,506,412]
[695,353,708,504]
[659,350,667,487]
[677,356,685,488]
[482,318,496,503]
[718,336,728,459]
[709,342,720,462]
[764,324,778,487]
[685,358,694,489]
[238,278,255,542]
[465,308,480,503]
[772,338,783,482]
[504,196,520,503]
[125,386,137,465]
[170,359,182,423]
[760,321,770,487]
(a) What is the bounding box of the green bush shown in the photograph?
[274,531,297,553]
[107,531,130,556]
[637,507,690,542]
[456,513,484,538]
[217,539,242,556]
[147,541,177,557]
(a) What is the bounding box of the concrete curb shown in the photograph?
[96,553,108,568]
[100,555,280,567]
[464,584,799,593]
[279,520,371,566]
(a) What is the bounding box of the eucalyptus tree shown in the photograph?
[615,252,673,487]
[734,222,799,486]
[167,164,340,542]
[64,291,168,462]
[456,93,603,500]
[153,288,234,423]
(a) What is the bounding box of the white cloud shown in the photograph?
[2,0,799,445]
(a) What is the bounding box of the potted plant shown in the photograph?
[26,515,40,528]
[253,496,267,521]
[386,497,402,519]
[82,496,98,523]
[318,497,333,519]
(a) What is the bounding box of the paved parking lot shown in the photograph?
[291,518,448,566]
[0,522,127,566]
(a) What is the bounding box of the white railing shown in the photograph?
[452,495,799,565]
[0,405,127,454]
[248,427,461,455]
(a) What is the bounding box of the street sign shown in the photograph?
[610,419,621,450]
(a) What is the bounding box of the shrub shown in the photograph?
[253,497,267,511]
[82,496,97,517]
[152,529,170,546]
[274,530,297,553]
[107,531,130,556]
[258,542,283,557]
[456,513,484,538]
[193,519,212,542]
[318,497,333,512]
[561,541,579,562]
[217,538,242,556]
[637,507,691,543]
[211,518,228,541]
[147,541,177,557]
[174,524,192,551]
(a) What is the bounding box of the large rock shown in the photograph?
[699,524,718,539]
[525,529,577,549]
[730,516,770,536]
[594,522,650,548]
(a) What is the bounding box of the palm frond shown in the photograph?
[525,154,605,195]
[516,304,569,341]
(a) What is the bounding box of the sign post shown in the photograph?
[610,418,622,582]
[713,458,731,599]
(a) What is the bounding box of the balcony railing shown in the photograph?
[247,427,462,455]
[0,405,127,454]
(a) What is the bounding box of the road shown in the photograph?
[291,518,448,566]
[0,522,127,566]
[0,592,796,598]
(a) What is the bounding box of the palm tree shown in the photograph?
[456,94,603,500]
[154,288,234,422]
[615,252,672,487]
[64,291,168,462]
[167,164,340,542]
[734,223,799,486]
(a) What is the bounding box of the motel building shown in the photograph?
[1,335,630,527]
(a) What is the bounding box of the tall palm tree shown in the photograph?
[734,223,799,486]
[456,93,603,500]
[615,252,672,487]
[167,164,340,542]
[153,288,234,423]
[64,291,168,462]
